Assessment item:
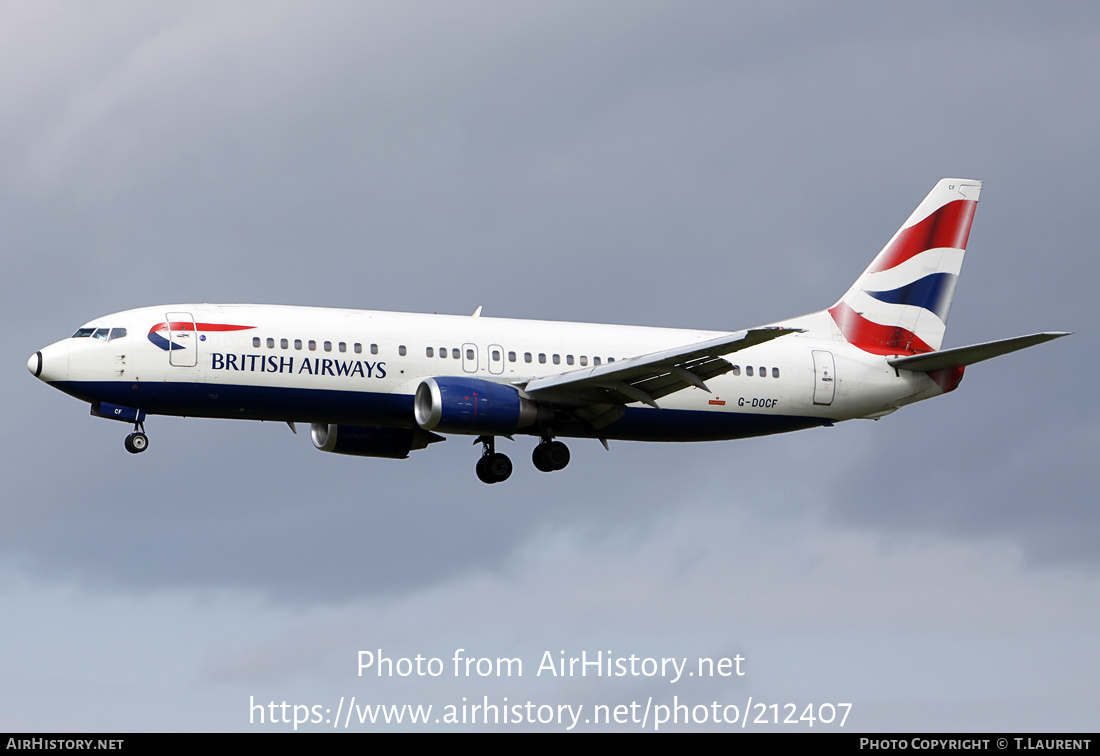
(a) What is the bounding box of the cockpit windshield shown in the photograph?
[72,327,127,341]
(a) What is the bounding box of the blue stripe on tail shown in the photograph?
[864,272,958,322]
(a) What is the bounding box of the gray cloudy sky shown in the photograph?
[2,1,1096,731]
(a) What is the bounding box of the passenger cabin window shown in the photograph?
[324,341,332,352]
[294,339,302,350]
[580,356,588,366]
[492,349,501,362]
[466,348,474,360]
[508,351,517,362]
[538,353,546,364]
[399,345,407,356]
[746,366,753,376]
[593,357,601,366]
[758,366,766,377]
[732,365,741,375]
[308,340,317,351]
[354,343,362,354]
[772,367,780,378]
[253,337,261,348]
[267,338,275,348]
[524,352,532,363]
[440,347,447,359]
[552,354,560,365]
[280,338,288,349]
[339,342,346,353]
[451,348,459,359]
[370,344,378,355]
[426,347,435,358]
[566,355,574,365]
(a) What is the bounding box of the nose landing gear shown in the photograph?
[124,422,149,454]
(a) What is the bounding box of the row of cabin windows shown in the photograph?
[732,365,780,378]
[426,347,616,367]
[243,336,775,376]
[247,335,621,369]
[427,347,471,360]
[252,337,382,355]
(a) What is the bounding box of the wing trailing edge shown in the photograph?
[522,326,802,409]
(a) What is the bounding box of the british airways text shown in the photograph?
[210,353,387,378]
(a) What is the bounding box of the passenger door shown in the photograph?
[487,344,505,375]
[812,350,835,406]
[166,312,198,368]
[462,342,478,373]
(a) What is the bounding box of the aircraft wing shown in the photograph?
[887,332,1071,372]
[521,327,801,414]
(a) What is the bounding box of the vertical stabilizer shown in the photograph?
[829,178,981,355]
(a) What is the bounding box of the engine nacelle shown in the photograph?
[414,377,540,435]
[310,423,441,459]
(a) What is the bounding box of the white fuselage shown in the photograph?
[31,302,943,443]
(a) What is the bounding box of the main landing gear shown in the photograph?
[124,422,149,454]
[473,435,572,483]
[532,439,570,473]
[475,436,513,484]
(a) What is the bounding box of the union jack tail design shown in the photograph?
[829,178,981,355]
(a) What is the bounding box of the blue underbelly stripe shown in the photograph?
[52,380,826,442]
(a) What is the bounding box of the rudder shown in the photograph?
[829,178,981,355]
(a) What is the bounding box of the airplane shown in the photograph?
[28,178,1069,483]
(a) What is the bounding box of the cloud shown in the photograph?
[4,501,1098,730]
[3,0,1098,731]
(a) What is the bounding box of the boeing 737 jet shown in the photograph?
[28,179,1068,483]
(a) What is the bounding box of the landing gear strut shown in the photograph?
[474,436,512,484]
[532,438,569,473]
[124,422,149,454]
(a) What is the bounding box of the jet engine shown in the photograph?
[310,423,442,459]
[414,377,541,435]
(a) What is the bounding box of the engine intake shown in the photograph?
[414,377,540,435]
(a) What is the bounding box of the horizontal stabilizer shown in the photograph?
[887,332,1071,372]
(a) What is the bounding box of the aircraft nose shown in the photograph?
[29,344,68,383]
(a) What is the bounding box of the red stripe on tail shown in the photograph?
[828,301,934,355]
[869,199,977,273]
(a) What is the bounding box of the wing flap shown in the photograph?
[628,356,734,402]
[523,327,800,407]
